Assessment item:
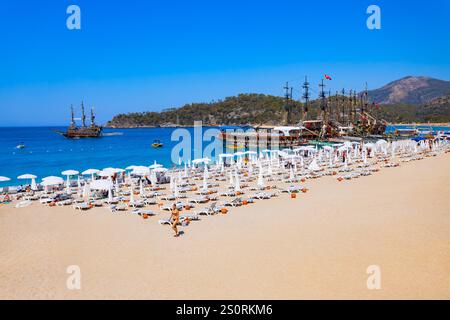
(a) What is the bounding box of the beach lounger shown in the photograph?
[161,195,176,201]
[282,186,305,194]
[39,197,54,204]
[219,191,236,197]
[189,196,209,204]
[104,198,120,204]
[15,200,32,208]
[144,198,157,205]
[108,204,127,212]
[128,200,145,208]
[224,197,243,207]
[74,203,91,211]
[91,200,104,207]
[132,209,154,216]
[251,192,272,200]
[180,212,200,223]
[195,202,220,215]
[56,199,73,206]
[161,202,184,211]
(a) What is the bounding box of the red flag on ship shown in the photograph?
[324,74,332,80]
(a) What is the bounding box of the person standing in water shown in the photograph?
[170,203,180,237]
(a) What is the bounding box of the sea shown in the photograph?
[1,125,449,187]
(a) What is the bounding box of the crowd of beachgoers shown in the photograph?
[1,137,448,235]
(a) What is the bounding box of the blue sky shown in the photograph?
[0,0,449,126]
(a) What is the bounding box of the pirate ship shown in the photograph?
[56,102,102,138]
[218,76,388,149]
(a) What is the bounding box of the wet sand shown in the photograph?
[0,153,449,299]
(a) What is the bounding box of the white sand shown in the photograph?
[0,153,449,299]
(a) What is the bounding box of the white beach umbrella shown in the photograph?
[234,172,241,192]
[115,178,120,194]
[174,180,179,198]
[289,166,295,181]
[149,161,163,169]
[308,157,320,171]
[150,170,157,186]
[202,172,208,191]
[82,182,90,198]
[132,166,150,176]
[203,165,209,179]
[169,175,174,192]
[268,162,273,176]
[248,163,253,174]
[129,184,135,203]
[98,170,114,178]
[17,174,38,190]
[61,170,79,190]
[257,168,264,188]
[82,169,100,181]
[41,176,64,186]
[90,179,113,190]
[139,179,144,196]
[0,176,11,182]
[62,170,79,176]
[17,173,36,180]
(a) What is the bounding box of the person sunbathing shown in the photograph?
[170,203,180,237]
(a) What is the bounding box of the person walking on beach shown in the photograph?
[170,203,180,237]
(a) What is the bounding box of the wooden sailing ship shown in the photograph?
[57,102,102,138]
[218,76,388,149]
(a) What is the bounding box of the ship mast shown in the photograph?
[70,104,75,128]
[90,107,96,127]
[283,81,293,124]
[301,76,310,122]
[327,90,332,120]
[319,79,327,121]
[81,101,86,127]
[341,88,346,126]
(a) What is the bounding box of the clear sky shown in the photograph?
[0,0,449,126]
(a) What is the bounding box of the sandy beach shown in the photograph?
[1,153,449,300]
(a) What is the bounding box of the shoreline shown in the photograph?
[1,148,449,299]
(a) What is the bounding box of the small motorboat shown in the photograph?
[151,140,163,148]
[15,143,26,149]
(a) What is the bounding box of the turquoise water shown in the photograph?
[0,127,210,187]
[1,125,449,187]
[385,125,450,133]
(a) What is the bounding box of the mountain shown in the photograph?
[368,76,450,105]
[106,77,450,127]
[107,94,309,127]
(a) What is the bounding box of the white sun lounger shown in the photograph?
[224,197,243,207]
[108,204,127,212]
[195,202,220,215]
[74,203,91,211]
